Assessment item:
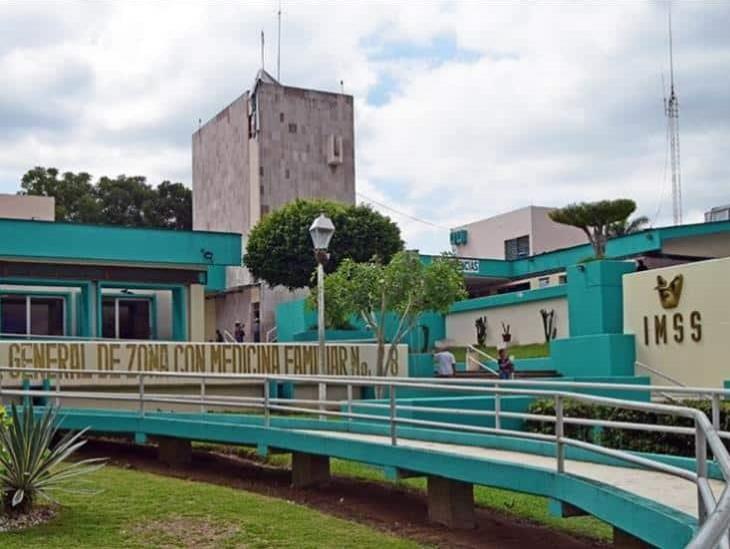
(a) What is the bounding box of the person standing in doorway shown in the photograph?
[234,321,246,343]
[434,346,456,378]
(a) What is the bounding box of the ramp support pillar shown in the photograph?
[427,476,475,529]
[613,527,651,548]
[156,437,192,467]
[291,452,330,488]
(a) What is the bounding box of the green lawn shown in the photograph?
[203,446,612,543]
[0,466,420,549]
[451,343,550,362]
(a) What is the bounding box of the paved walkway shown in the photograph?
[302,430,726,518]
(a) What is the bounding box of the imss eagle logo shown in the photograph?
[655,274,683,309]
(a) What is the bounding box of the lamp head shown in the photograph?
[309,213,335,251]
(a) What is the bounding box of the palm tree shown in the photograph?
[607,215,650,238]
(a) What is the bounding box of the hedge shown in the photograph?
[525,398,730,457]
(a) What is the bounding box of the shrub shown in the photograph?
[0,403,105,515]
[525,398,730,457]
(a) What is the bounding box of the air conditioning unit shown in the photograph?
[327,134,343,166]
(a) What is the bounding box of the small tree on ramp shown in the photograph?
[548,199,636,259]
[313,252,467,378]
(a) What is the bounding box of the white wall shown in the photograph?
[0,194,54,221]
[530,206,588,255]
[446,297,569,347]
[452,206,532,259]
[452,206,587,260]
[662,233,730,259]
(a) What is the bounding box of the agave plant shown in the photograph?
[0,403,105,515]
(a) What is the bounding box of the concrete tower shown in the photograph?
[192,70,356,340]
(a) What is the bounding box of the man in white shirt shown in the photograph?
[434,347,456,377]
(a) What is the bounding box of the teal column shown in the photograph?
[551,260,637,378]
[79,282,98,338]
[171,286,187,341]
[22,378,31,408]
[566,260,637,336]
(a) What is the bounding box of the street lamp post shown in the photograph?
[309,213,335,375]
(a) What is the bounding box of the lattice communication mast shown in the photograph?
[664,6,682,225]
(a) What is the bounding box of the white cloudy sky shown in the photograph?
[1,1,728,252]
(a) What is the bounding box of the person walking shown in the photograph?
[434,346,456,378]
[497,348,514,380]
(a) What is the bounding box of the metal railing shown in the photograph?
[465,345,499,375]
[0,367,728,548]
[635,360,688,388]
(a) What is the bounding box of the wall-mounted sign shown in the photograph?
[450,229,468,247]
[624,258,728,387]
[0,341,408,385]
[459,259,480,274]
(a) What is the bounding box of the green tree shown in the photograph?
[313,251,467,378]
[549,199,636,258]
[145,181,193,230]
[607,215,650,238]
[18,167,193,229]
[96,175,155,227]
[245,199,403,289]
[20,167,102,223]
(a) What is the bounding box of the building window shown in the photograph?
[285,168,290,179]
[279,112,284,122]
[259,166,264,177]
[538,276,550,289]
[558,274,568,284]
[102,297,151,340]
[504,235,530,260]
[261,205,270,216]
[288,123,297,134]
[0,295,65,337]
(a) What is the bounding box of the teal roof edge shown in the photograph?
[450,284,567,313]
[0,218,242,267]
[424,220,730,280]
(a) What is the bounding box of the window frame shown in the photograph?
[0,293,67,337]
[504,235,531,260]
[101,296,155,340]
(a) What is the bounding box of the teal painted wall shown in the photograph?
[206,266,227,293]
[566,260,636,337]
[513,357,553,372]
[0,218,242,268]
[275,299,315,343]
[275,298,445,353]
[552,334,636,378]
